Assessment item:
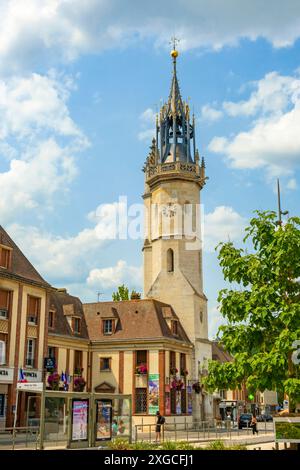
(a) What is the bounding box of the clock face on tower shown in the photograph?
[161,203,177,218]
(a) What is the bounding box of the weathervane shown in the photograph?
[170,36,180,51]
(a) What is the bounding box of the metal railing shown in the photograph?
[0,426,40,450]
[134,418,274,443]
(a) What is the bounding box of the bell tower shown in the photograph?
[142,44,212,419]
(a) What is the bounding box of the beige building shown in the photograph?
[84,299,194,425]
[0,225,49,427]
[46,289,90,393]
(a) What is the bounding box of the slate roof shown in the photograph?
[83,299,192,344]
[0,225,50,288]
[49,289,89,340]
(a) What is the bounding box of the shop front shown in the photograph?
[0,366,14,428]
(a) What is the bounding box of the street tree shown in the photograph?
[205,211,300,410]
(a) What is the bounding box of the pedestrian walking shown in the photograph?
[155,411,165,443]
[251,414,258,435]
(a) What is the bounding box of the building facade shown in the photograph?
[0,225,49,427]
[83,299,194,425]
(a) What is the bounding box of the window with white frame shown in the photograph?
[0,340,6,365]
[26,338,35,367]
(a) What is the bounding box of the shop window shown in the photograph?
[0,394,5,417]
[135,388,147,413]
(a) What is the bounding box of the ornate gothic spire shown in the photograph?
[156,41,197,164]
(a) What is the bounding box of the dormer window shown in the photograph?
[72,317,81,334]
[0,245,12,269]
[103,319,113,335]
[171,320,178,336]
[48,310,55,329]
[0,289,11,319]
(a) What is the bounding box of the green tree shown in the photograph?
[112,284,129,301]
[205,211,300,409]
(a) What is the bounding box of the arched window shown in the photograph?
[167,248,174,272]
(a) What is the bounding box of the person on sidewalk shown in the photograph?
[155,411,165,443]
[251,414,258,435]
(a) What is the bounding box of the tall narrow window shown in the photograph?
[0,339,6,365]
[26,339,35,367]
[167,248,174,272]
[0,289,10,319]
[0,247,11,269]
[27,296,40,325]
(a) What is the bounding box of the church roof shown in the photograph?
[0,224,50,288]
[83,299,192,345]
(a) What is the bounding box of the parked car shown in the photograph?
[238,413,252,429]
[257,414,273,422]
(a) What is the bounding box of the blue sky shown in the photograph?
[0,1,300,337]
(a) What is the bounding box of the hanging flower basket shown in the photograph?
[47,372,60,391]
[73,376,86,392]
[170,367,178,376]
[171,378,185,391]
[192,382,201,394]
[181,369,189,377]
[136,364,148,375]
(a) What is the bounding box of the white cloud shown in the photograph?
[208,303,224,339]
[2,0,300,72]
[201,104,223,122]
[208,70,300,177]
[287,178,298,190]
[204,206,246,252]
[0,71,88,223]
[138,107,156,142]
[7,198,129,282]
[87,260,142,290]
[0,71,84,141]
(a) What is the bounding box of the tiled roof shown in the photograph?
[83,299,191,344]
[0,225,50,287]
[49,290,89,340]
[211,341,233,363]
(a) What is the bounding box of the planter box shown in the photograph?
[274,417,300,443]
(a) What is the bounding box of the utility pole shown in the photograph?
[277,178,289,225]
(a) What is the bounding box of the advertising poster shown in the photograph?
[96,400,112,441]
[165,384,171,415]
[148,373,159,415]
[176,391,181,415]
[72,400,88,441]
[187,385,193,415]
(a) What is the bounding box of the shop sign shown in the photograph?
[0,367,14,383]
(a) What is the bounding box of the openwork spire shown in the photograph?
[155,41,197,164]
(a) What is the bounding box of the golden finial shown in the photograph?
[170,36,180,59]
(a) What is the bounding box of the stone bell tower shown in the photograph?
[142,45,212,419]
